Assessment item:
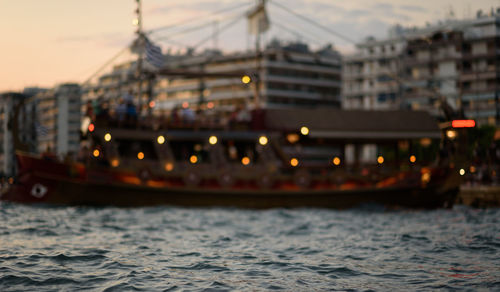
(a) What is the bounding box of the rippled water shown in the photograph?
[0,202,499,291]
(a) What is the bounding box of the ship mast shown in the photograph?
[250,0,268,109]
[134,0,144,114]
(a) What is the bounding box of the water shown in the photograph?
[0,202,499,291]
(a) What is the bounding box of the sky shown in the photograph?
[0,0,497,92]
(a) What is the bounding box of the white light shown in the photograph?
[300,126,309,136]
[446,130,457,139]
[459,168,465,176]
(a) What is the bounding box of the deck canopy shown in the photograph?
[264,108,441,141]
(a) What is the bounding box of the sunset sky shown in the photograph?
[0,0,496,92]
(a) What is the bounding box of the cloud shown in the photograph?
[400,5,428,13]
[370,3,411,21]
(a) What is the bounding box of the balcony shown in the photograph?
[461,86,499,96]
[460,70,498,81]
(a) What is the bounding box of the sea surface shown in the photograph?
[0,202,499,291]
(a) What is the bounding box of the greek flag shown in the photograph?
[145,38,164,69]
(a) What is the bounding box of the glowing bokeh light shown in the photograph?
[300,126,309,136]
[111,159,120,167]
[209,136,218,145]
[241,75,251,84]
[241,157,250,165]
[165,162,174,171]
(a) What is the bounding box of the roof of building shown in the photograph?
[265,108,441,140]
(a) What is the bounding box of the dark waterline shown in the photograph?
[0,202,499,291]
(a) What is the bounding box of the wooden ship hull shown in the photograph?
[1,151,459,209]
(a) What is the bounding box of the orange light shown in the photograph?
[137,152,144,160]
[377,156,384,164]
[333,157,341,166]
[286,133,299,144]
[165,162,174,171]
[149,101,156,108]
[190,155,198,164]
[207,102,214,109]
[93,149,100,157]
[452,120,475,128]
[88,123,95,132]
[111,159,120,167]
[410,155,416,163]
[241,157,250,165]
[182,102,189,109]
[290,158,299,167]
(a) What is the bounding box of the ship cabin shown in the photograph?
[84,108,444,189]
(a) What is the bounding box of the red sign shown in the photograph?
[452,120,475,128]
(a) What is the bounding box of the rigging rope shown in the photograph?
[152,21,214,42]
[270,0,356,44]
[82,41,133,85]
[191,12,246,51]
[272,19,323,46]
[146,2,252,35]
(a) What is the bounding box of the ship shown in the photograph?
[0,1,463,208]
[1,105,461,209]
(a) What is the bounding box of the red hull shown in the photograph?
[2,152,459,209]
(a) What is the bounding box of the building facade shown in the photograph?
[83,41,342,116]
[343,9,500,126]
[36,84,82,157]
[0,93,38,177]
[342,33,406,110]
[154,42,342,110]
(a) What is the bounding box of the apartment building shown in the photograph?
[83,41,342,115]
[36,83,82,157]
[343,28,406,110]
[0,92,37,177]
[154,41,342,110]
[343,9,500,126]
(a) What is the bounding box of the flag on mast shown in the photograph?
[247,2,270,35]
[145,37,164,69]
